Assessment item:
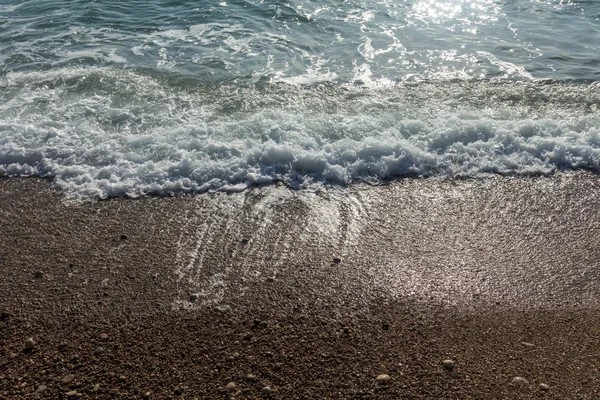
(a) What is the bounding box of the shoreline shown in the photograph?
[1,173,600,399]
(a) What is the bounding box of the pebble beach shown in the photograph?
[2,173,600,399]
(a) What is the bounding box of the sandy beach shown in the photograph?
[1,172,600,399]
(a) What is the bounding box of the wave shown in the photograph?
[0,67,599,199]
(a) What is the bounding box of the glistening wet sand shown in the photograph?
[1,173,600,399]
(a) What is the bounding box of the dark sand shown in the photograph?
[1,173,600,399]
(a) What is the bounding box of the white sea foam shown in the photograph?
[0,67,599,199]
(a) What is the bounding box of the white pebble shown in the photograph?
[511,376,529,386]
[215,305,232,314]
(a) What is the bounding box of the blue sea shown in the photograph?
[0,0,599,198]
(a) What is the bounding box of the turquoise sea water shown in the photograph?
[1,0,599,198]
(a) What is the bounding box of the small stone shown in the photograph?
[100,333,108,340]
[66,390,78,397]
[215,305,231,314]
[243,332,253,341]
[332,257,342,264]
[225,382,236,391]
[240,238,249,244]
[511,376,529,386]
[261,386,274,395]
[34,271,44,279]
[539,383,550,391]
[24,337,35,350]
[258,320,268,328]
[520,342,535,347]
[8,353,17,360]
[246,374,257,381]
[92,384,100,392]
[118,375,127,382]
[189,294,198,302]
[381,322,389,331]
[232,352,240,359]
[442,359,455,370]
[376,374,391,382]
[94,346,105,356]
[120,234,128,241]
[61,374,75,385]
[265,277,274,283]
[342,326,350,334]
[33,385,46,395]
[142,392,151,399]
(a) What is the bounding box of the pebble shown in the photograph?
[189,294,199,302]
[100,333,108,340]
[92,384,100,392]
[258,320,268,328]
[94,346,105,356]
[539,383,550,391]
[376,374,391,382]
[142,391,151,399]
[33,385,46,396]
[246,374,257,381]
[215,305,232,314]
[225,382,236,391]
[61,374,75,385]
[66,390,78,397]
[332,257,342,264]
[118,375,127,382]
[442,359,455,370]
[24,337,35,350]
[261,386,274,395]
[243,333,253,341]
[8,353,17,360]
[511,376,529,386]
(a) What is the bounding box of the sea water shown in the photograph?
[0,0,599,198]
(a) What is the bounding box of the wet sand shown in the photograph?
[1,173,600,399]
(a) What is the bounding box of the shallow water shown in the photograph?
[1,0,599,198]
